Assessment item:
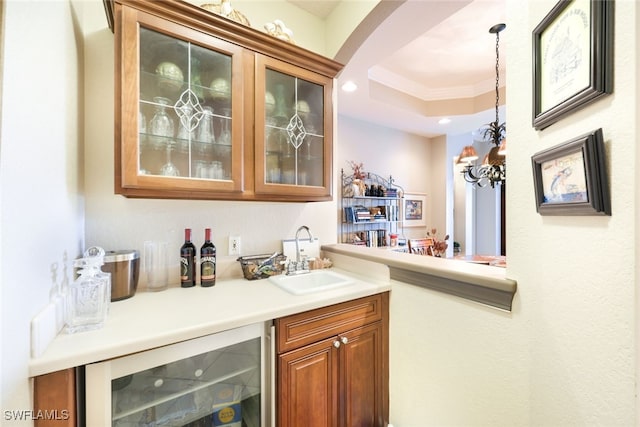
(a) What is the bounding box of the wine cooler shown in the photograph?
[85,322,272,426]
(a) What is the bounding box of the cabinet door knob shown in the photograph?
[333,340,341,348]
[340,336,348,345]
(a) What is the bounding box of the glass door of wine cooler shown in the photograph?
[85,323,269,427]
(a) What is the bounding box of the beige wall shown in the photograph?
[508,0,637,423]
[429,135,447,238]
[1,0,85,415]
[184,0,327,54]
[336,115,437,240]
[390,1,639,425]
[183,0,378,59]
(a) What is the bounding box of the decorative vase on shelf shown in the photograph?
[265,91,276,117]
[209,77,231,107]
[352,179,365,197]
[155,62,184,95]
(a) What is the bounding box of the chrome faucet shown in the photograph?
[295,225,314,263]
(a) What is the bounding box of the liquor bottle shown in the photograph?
[200,228,217,287]
[180,228,196,287]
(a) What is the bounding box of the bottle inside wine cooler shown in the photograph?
[180,228,196,287]
[200,228,216,287]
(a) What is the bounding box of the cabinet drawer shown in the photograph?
[276,293,388,354]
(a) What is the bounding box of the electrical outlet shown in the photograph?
[228,235,241,255]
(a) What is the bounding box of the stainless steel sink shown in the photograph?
[269,270,354,295]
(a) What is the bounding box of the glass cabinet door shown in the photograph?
[139,28,233,180]
[118,6,244,194]
[255,56,334,200]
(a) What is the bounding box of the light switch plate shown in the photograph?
[282,238,320,260]
[228,235,241,255]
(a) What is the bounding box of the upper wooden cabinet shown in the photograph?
[111,0,343,201]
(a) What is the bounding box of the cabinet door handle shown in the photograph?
[333,340,341,348]
[340,336,349,345]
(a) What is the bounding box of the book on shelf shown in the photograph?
[352,229,387,247]
[383,188,398,197]
[345,204,399,223]
[353,205,371,222]
[343,206,356,223]
[385,205,398,221]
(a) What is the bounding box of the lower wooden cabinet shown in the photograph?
[32,368,78,427]
[278,335,339,426]
[275,293,389,427]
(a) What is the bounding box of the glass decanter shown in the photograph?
[65,246,110,334]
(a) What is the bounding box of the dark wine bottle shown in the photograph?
[180,228,196,288]
[200,228,216,287]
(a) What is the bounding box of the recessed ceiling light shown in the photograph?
[438,117,451,125]
[341,81,358,92]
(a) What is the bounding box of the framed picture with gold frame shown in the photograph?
[532,0,613,130]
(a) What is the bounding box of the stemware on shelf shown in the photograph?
[218,108,231,145]
[148,96,180,176]
[176,126,194,147]
[160,144,180,177]
[149,96,175,149]
[196,106,215,145]
[272,83,290,127]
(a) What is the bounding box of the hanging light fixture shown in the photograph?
[459,23,506,188]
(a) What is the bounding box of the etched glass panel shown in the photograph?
[264,69,324,186]
[138,27,232,180]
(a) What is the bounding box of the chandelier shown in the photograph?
[459,23,507,188]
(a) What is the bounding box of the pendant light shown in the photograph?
[459,23,506,188]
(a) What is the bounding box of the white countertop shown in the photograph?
[323,244,512,287]
[29,268,390,377]
[322,244,517,311]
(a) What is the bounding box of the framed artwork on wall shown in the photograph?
[402,193,426,227]
[531,128,610,216]
[532,0,614,130]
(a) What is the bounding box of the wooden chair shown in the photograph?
[408,238,434,256]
